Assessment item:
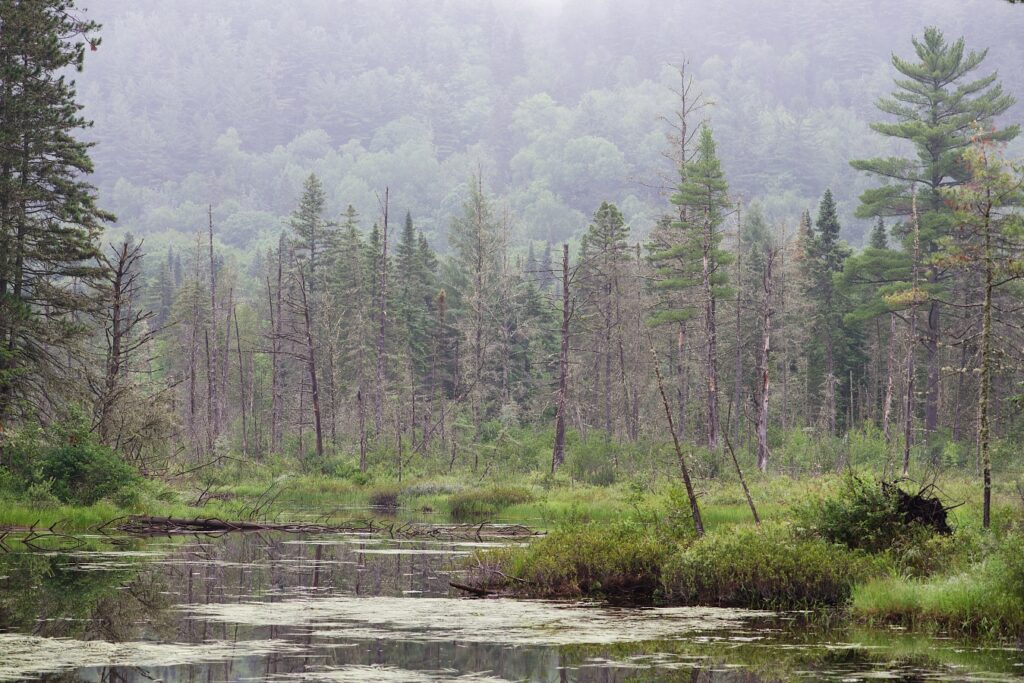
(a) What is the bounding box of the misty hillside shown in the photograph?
[77,0,1024,251]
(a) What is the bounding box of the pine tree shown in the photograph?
[449,175,504,432]
[851,27,1018,434]
[0,1,112,424]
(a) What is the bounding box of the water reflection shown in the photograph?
[0,531,1021,682]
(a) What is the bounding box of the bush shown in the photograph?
[663,523,877,609]
[448,486,535,521]
[41,438,140,506]
[801,473,939,553]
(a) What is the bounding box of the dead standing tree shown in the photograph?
[93,239,156,446]
[551,244,579,474]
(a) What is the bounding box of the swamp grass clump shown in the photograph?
[367,485,402,510]
[662,523,879,609]
[472,522,676,599]
[470,521,875,607]
[448,486,535,521]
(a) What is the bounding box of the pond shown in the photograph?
[0,525,1022,682]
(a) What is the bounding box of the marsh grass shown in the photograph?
[853,534,1024,637]
[662,523,880,609]
[474,522,677,599]
[448,486,535,521]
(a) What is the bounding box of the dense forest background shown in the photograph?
[80,0,1024,251]
[3,0,1024,535]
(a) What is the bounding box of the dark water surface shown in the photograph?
[0,528,1022,682]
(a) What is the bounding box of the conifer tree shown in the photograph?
[851,27,1018,433]
[869,217,889,250]
[649,125,733,450]
[804,189,851,435]
[0,1,111,424]
[578,201,631,439]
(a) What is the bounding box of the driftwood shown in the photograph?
[112,515,540,540]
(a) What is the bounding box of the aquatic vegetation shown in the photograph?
[187,595,769,646]
[368,485,402,509]
[0,634,305,681]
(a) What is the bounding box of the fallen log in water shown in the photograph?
[112,515,541,540]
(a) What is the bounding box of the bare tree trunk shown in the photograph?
[219,287,232,435]
[676,321,688,442]
[903,187,921,477]
[298,268,324,459]
[603,285,613,440]
[327,350,338,446]
[207,206,220,436]
[924,297,940,434]
[755,249,776,472]
[374,188,389,435]
[552,244,571,474]
[733,205,743,444]
[882,312,897,441]
[269,238,285,453]
[978,191,994,529]
[702,212,720,451]
[234,305,248,457]
[357,388,367,472]
[204,329,214,455]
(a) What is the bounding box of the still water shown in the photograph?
[0,527,1022,682]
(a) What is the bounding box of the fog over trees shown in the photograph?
[77,0,1024,249]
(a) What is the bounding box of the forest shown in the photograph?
[2,1,1024,680]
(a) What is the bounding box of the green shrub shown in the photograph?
[663,523,877,609]
[801,473,935,553]
[448,486,535,521]
[41,439,140,506]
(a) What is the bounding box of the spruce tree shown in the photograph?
[289,173,331,289]
[578,201,631,439]
[0,1,111,423]
[649,125,733,450]
[804,189,851,434]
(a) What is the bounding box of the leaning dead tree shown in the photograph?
[651,339,705,536]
